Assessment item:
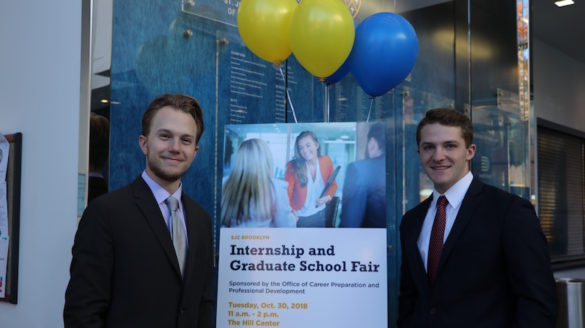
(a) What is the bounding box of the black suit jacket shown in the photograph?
[64,176,214,328]
[339,155,386,228]
[398,178,556,328]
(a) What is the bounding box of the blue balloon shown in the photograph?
[324,20,358,85]
[351,13,418,97]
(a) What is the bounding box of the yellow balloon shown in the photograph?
[289,0,355,78]
[237,0,298,64]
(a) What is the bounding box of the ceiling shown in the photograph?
[532,0,585,63]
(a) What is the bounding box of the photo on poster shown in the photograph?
[221,122,386,228]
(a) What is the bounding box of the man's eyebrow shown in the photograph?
[155,129,194,137]
[420,140,460,145]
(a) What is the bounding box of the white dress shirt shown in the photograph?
[417,171,473,272]
[142,171,189,245]
[296,159,326,217]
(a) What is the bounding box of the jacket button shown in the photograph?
[429,308,437,315]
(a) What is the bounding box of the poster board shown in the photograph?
[0,132,22,304]
[217,123,387,327]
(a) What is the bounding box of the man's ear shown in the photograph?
[138,135,148,155]
[466,143,476,161]
[192,145,199,159]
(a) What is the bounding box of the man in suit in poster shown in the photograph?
[64,94,214,328]
[340,122,386,228]
[398,108,556,327]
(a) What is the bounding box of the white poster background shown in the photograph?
[217,228,387,327]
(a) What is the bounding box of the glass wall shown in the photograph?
[105,0,530,324]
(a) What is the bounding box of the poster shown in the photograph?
[217,122,387,327]
[0,134,9,298]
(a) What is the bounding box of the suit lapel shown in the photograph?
[181,197,199,287]
[436,178,484,278]
[131,177,182,278]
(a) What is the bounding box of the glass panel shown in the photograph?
[468,0,531,200]
[181,0,394,26]
[182,0,242,26]
[107,0,530,325]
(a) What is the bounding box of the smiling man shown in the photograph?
[398,108,556,328]
[65,94,214,328]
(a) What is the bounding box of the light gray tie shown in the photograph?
[166,196,186,276]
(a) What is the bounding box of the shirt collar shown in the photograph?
[141,171,183,205]
[432,171,473,210]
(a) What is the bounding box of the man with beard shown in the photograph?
[64,94,214,328]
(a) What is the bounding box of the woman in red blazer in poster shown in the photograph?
[285,131,337,227]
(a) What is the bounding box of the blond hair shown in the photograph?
[221,138,276,226]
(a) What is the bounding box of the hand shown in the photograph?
[316,195,332,207]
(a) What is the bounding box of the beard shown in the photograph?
[147,157,188,183]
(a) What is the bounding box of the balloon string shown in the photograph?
[279,65,298,123]
[366,97,374,122]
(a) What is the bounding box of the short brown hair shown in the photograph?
[416,108,473,147]
[141,94,205,144]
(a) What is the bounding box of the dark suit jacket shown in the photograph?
[64,176,214,328]
[339,155,386,228]
[398,178,556,328]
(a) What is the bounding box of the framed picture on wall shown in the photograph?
[0,132,22,304]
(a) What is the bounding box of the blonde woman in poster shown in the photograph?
[221,138,296,228]
[285,131,338,227]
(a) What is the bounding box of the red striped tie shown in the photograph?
[428,195,448,286]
